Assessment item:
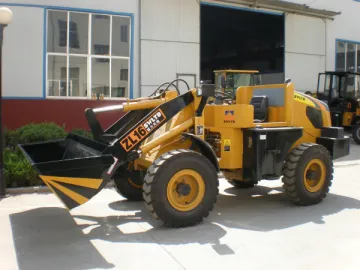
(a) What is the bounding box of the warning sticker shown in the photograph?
[294,93,315,107]
[224,110,235,124]
[224,139,231,152]
[196,125,204,135]
[120,109,166,152]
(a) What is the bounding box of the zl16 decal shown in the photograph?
[120,109,166,152]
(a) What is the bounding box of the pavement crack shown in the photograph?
[138,223,186,270]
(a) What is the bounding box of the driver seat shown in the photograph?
[250,96,269,123]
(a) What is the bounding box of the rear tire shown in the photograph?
[281,143,333,205]
[143,149,219,228]
[352,123,360,144]
[113,166,144,201]
[228,179,255,189]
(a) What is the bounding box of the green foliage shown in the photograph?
[15,122,67,144]
[4,148,41,187]
[4,122,92,188]
[5,129,20,148]
[70,128,93,139]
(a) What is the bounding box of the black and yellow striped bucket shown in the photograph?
[18,133,115,210]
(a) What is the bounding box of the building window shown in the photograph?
[121,25,128,42]
[94,15,110,20]
[120,69,128,80]
[46,10,131,98]
[94,44,110,63]
[58,20,67,47]
[336,40,360,72]
[69,21,80,49]
[58,20,80,48]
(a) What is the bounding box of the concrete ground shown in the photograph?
[1,143,360,270]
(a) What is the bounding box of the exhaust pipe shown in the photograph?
[91,99,166,114]
[92,104,124,113]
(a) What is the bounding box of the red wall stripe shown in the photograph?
[3,99,126,131]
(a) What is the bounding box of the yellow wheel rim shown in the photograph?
[167,169,205,212]
[303,159,326,193]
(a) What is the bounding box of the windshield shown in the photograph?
[214,72,254,98]
[226,73,252,88]
[345,74,360,98]
[215,73,253,89]
[215,73,224,90]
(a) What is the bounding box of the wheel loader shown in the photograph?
[19,79,350,228]
[313,71,360,144]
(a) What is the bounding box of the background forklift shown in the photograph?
[315,71,360,144]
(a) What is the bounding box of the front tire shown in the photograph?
[281,143,333,205]
[143,149,219,228]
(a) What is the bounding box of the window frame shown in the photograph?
[46,9,133,100]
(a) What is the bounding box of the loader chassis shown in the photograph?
[19,80,350,228]
[242,127,302,183]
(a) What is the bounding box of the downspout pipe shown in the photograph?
[138,0,142,97]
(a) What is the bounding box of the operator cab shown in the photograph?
[199,78,287,125]
[317,71,360,102]
[316,71,360,126]
[214,69,260,99]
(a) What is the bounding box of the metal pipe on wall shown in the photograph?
[139,0,142,98]
[323,18,328,71]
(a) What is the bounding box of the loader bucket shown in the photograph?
[18,133,115,210]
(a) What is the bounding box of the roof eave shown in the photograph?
[211,0,341,20]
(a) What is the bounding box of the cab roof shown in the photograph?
[214,69,259,74]
[321,71,360,76]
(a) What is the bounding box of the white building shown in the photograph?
[1,0,358,129]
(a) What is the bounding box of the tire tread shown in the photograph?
[142,149,219,228]
[281,143,333,206]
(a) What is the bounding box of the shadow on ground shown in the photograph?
[9,207,115,270]
[10,185,360,270]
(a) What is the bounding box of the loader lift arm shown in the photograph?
[85,82,219,178]
[83,90,198,179]
[109,91,195,156]
[84,79,190,143]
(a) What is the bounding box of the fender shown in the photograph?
[182,133,220,172]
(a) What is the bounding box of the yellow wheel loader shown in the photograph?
[314,71,360,144]
[19,79,350,228]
